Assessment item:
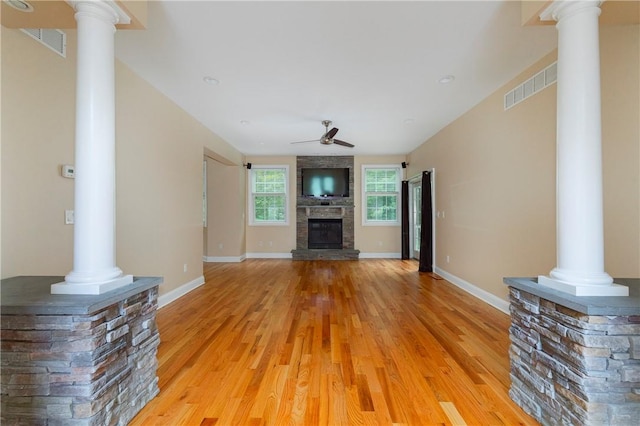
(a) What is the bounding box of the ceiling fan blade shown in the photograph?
[333,139,354,148]
[290,139,320,144]
[323,127,339,139]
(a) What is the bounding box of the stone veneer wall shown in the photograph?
[295,156,355,251]
[0,286,160,425]
[508,287,640,425]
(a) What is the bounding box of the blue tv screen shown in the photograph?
[301,168,349,197]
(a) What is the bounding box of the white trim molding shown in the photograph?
[157,275,205,309]
[245,252,292,259]
[248,165,290,226]
[361,164,402,227]
[434,267,510,315]
[359,252,401,259]
[203,255,246,263]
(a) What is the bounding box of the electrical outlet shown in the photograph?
[65,210,74,224]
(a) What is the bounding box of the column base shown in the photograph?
[51,274,134,295]
[538,275,629,296]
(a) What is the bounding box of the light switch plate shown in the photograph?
[65,210,74,224]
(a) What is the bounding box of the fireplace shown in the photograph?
[291,156,359,260]
[308,218,342,249]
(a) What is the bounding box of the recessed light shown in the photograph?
[203,76,219,85]
[403,118,415,125]
[439,75,455,84]
[240,120,250,125]
[3,0,33,12]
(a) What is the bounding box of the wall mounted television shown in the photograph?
[301,168,349,198]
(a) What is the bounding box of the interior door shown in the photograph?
[409,180,422,260]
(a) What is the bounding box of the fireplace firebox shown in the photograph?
[308,218,342,249]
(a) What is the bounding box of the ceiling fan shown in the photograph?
[290,120,354,148]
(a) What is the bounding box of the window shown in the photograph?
[362,165,401,225]
[249,165,289,225]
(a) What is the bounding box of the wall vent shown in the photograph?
[21,28,66,58]
[504,62,556,110]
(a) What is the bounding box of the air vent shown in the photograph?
[21,28,66,58]
[504,62,557,110]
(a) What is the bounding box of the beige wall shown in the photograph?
[2,26,76,276]
[0,25,3,279]
[204,156,246,259]
[244,155,297,254]
[1,27,243,297]
[244,155,408,256]
[4,21,635,304]
[600,24,640,276]
[407,24,640,301]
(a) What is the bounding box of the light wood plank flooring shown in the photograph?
[130,259,536,425]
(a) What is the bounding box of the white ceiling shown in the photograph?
[114,1,558,157]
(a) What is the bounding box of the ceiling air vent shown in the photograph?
[504,62,557,110]
[21,28,66,58]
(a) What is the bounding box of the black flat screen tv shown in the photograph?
[301,168,349,198]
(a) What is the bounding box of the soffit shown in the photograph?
[0,0,146,29]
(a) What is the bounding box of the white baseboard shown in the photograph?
[157,275,205,309]
[359,252,402,259]
[245,252,292,259]
[433,267,510,315]
[203,255,246,263]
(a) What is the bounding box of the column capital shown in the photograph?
[67,0,131,25]
[540,0,602,23]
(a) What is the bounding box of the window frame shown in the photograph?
[361,164,401,226]
[248,165,290,226]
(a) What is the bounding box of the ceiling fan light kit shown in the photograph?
[290,120,355,148]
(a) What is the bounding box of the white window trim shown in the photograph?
[248,164,290,226]
[361,164,401,226]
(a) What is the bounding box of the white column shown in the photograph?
[52,1,132,295]
[538,0,627,296]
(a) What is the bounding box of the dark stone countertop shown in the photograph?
[1,276,163,316]
[504,277,640,316]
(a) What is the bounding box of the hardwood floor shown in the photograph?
[129,259,536,425]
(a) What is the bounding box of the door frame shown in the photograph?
[408,178,421,261]
[408,169,436,267]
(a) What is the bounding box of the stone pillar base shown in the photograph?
[505,277,640,425]
[1,276,162,425]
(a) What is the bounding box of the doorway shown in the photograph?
[408,170,435,267]
[409,179,422,260]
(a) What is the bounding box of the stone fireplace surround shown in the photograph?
[291,156,359,260]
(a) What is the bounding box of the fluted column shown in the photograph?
[538,0,627,296]
[52,1,132,295]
